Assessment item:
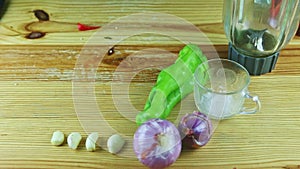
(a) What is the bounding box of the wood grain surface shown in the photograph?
[1,0,300,169]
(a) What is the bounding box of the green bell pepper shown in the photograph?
[136,44,208,125]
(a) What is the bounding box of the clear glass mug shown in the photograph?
[194,59,261,120]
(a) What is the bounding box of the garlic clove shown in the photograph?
[67,132,82,150]
[85,132,99,152]
[51,131,65,146]
[107,134,125,154]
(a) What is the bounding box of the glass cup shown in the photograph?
[194,59,261,120]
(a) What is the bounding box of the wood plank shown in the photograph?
[0,44,299,83]
[0,75,299,168]
[1,0,300,168]
[1,0,300,45]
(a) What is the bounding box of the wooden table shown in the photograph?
[1,0,300,168]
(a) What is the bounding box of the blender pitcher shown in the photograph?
[223,0,300,75]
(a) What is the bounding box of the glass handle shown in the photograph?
[240,92,261,115]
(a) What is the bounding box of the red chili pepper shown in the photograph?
[77,23,100,31]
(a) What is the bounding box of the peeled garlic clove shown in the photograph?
[67,132,82,150]
[51,131,65,146]
[85,132,99,152]
[107,134,125,154]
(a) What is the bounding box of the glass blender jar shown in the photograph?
[223,0,300,75]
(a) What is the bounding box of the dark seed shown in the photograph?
[33,9,49,21]
[26,32,46,39]
[108,47,114,55]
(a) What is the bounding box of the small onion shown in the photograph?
[178,111,212,148]
[133,119,182,169]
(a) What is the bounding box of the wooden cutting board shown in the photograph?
[1,0,300,168]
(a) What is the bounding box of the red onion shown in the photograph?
[178,111,212,148]
[133,119,182,169]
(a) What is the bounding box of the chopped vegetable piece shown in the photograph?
[77,22,100,31]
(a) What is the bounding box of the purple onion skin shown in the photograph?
[133,119,182,169]
[178,111,212,148]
